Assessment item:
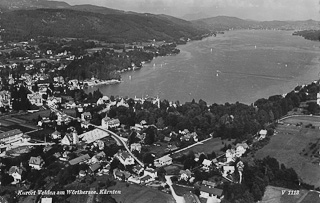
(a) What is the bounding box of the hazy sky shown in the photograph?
[57,0,320,21]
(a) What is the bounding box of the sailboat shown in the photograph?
[210,48,213,52]
[254,45,257,49]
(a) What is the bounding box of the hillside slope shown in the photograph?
[0,9,209,42]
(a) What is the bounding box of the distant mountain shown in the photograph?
[0,0,70,11]
[182,12,210,21]
[193,16,320,31]
[0,9,209,42]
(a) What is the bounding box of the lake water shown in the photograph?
[85,30,320,105]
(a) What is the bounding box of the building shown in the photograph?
[115,151,135,166]
[51,131,61,139]
[0,90,11,108]
[143,168,157,179]
[27,93,43,106]
[130,143,142,153]
[101,116,120,129]
[29,156,45,170]
[61,133,78,145]
[179,169,192,181]
[89,163,102,173]
[202,159,212,171]
[81,112,92,121]
[80,129,109,144]
[8,166,23,184]
[222,166,235,177]
[199,185,223,199]
[0,129,23,144]
[258,129,267,140]
[154,155,172,167]
[69,154,90,165]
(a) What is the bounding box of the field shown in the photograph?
[280,115,320,127]
[256,116,320,187]
[109,182,175,203]
[261,186,320,203]
[172,137,235,158]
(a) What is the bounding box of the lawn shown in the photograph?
[256,116,320,187]
[109,182,175,203]
[281,115,320,127]
[261,186,317,203]
[173,138,235,158]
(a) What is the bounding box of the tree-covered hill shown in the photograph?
[0,8,209,42]
[193,16,320,31]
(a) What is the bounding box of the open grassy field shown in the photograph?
[261,186,320,203]
[256,116,320,187]
[173,138,235,158]
[281,115,320,127]
[109,182,175,203]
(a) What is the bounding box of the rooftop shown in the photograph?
[69,154,90,165]
[0,129,23,139]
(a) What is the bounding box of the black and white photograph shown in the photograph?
[0,0,320,203]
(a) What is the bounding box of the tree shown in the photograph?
[143,153,154,166]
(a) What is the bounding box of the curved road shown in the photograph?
[48,106,144,167]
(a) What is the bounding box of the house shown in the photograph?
[89,163,102,173]
[79,170,86,177]
[8,166,23,184]
[222,166,235,177]
[116,98,129,108]
[51,130,61,139]
[29,156,44,170]
[101,116,120,129]
[61,133,78,145]
[41,197,53,203]
[140,175,154,183]
[130,143,142,153]
[235,143,249,157]
[0,129,23,144]
[0,90,11,108]
[179,169,192,181]
[115,151,135,166]
[258,129,267,140]
[81,112,92,121]
[114,169,131,181]
[143,168,157,179]
[27,93,43,106]
[225,149,236,163]
[200,185,223,199]
[202,159,212,171]
[133,165,144,175]
[128,176,141,184]
[202,180,216,187]
[69,154,90,165]
[154,155,172,167]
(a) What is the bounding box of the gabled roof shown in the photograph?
[0,129,22,139]
[29,156,44,166]
[9,166,23,175]
[202,159,212,166]
[140,175,153,181]
[69,154,90,165]
[89,163,101,172]
[200,185,223,196]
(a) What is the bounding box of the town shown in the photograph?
[0,21,320,203]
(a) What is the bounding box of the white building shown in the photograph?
[154,155,172,167]
[115,151,135,166]
[101,116,120,129]
[29,156,45,170]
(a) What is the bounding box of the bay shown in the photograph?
[85,30,320,105]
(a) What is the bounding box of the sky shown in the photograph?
[56,0,320,21]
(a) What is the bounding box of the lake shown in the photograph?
[85,30,320,105]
